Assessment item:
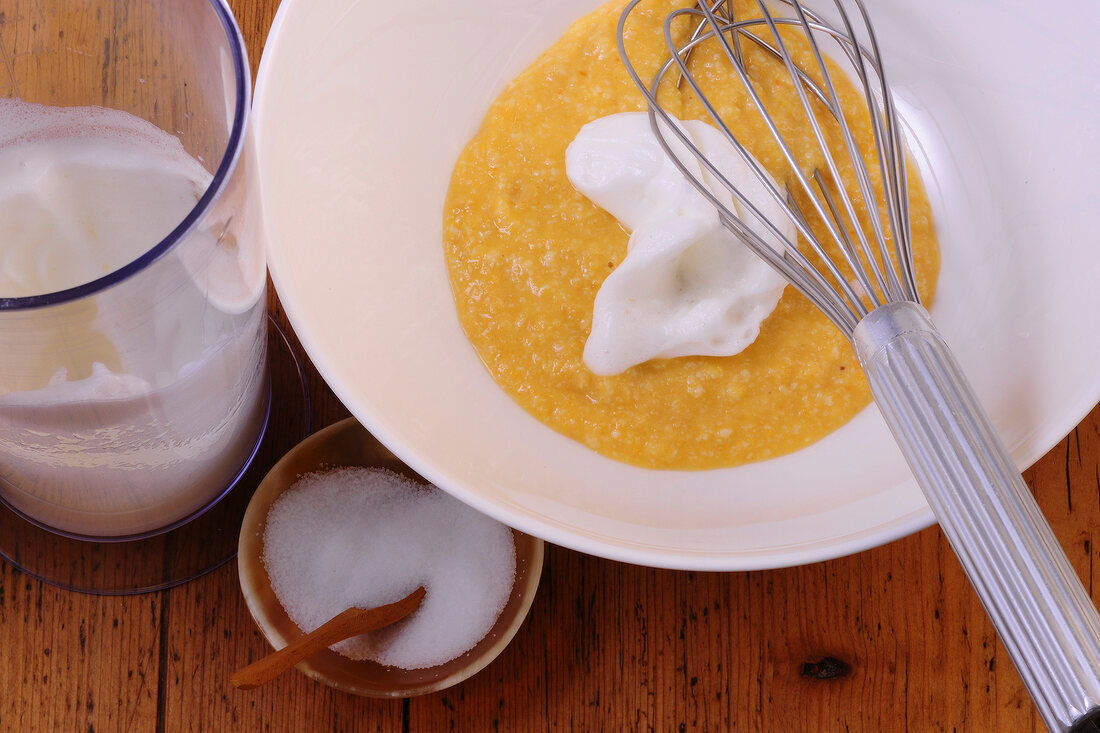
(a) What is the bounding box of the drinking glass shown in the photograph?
[0,0,269,539]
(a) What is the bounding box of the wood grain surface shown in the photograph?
[1,0,1097,730]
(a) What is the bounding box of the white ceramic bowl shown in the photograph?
[252,0,1100,570]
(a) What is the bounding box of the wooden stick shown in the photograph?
[231,586,426,690]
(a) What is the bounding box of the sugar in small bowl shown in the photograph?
[237,418,544,696]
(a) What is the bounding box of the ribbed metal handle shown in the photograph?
[853,302,1100,733]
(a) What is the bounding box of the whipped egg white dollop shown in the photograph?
[565,112,795,376]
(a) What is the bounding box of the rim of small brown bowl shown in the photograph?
[237,416,545,697]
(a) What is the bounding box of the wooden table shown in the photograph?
[3,0,1099,730]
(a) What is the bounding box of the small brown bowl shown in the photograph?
[237,417,545,697]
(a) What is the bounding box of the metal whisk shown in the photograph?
[616,1,1100,730]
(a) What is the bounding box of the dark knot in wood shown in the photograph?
[801,656,851,680]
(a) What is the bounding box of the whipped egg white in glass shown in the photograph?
[0,0,268,538]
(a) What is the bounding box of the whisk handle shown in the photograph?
[853,301,1100,733]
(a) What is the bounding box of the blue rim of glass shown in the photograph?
[0,0,251,312]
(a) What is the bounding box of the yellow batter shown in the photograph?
[443,0,939,470]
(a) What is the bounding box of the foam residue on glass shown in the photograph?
[0,99,211,298]
[262,467,518,670]
[0,98,268,537]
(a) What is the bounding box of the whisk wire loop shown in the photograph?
[679,0,742,79]
[827,0,918,302]
[675,3,898,322]
[658,32,861,331]
[764,0,905,308]
[764,0,914,304]
[649,6,866,331]
[810,169,869,294]
[688,0,878,325]
[658,76,860,331]
[748,0,897,313]
[629,0,929,328]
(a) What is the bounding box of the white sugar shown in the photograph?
[262,466,517,669]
